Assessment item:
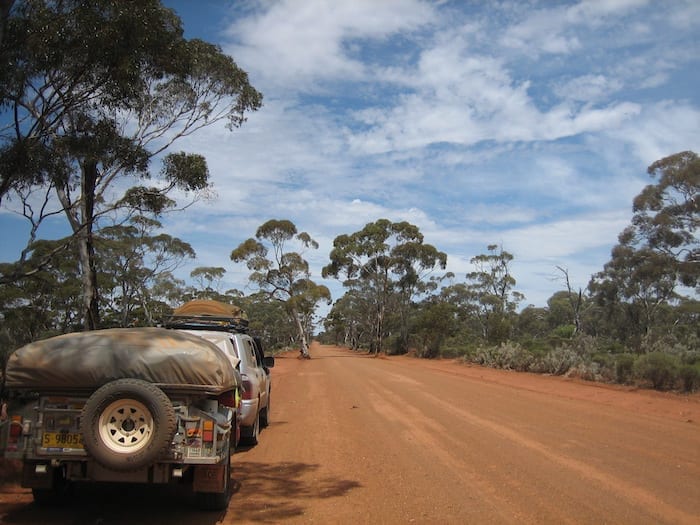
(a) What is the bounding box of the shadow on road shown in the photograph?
[231,461,362,523]
[0,460,361,525]
[1,481,223,525]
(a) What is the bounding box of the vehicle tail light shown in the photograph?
[217,391,237,408]
[241,375,253,400]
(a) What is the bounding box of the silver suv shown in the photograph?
[184,330,273,445]
[165,300,275,447]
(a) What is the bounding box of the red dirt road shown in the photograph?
[1,342,699,524]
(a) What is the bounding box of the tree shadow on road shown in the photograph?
[0,461,361,525]
[230,461,361,523]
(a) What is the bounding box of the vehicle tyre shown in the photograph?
[230,410,241,452]
[241,412,259,446]
[259,398,270,428]
[194,443,232,511]
[80,378,177,471]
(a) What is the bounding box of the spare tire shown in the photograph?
[80,379,177,471]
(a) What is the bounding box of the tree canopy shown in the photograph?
[231,219,331,358]
[0,0,262,329]
[323,219,447,354]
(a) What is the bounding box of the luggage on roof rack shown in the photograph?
[164,299,250,333]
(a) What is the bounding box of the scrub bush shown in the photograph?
[533,345,580,375]
[615,353,636,384]
[679,364,700,393]
[471,342,534,371]
[633,352,680,391]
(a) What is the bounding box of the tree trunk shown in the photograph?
[77,230,100,330]
[374,302,384,356]
[79,160,100,330]
[54,160,100,330]
[293,308,310,358]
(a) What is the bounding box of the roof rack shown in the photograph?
[163,314,249,334]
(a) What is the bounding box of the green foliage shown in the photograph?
[470,342,534,372]
[588,151,699,342]
[533,346,581,375]
[409,299,458,358]
[615,354,637,384]
[1,0,261,328]
[230,219,329,357]
[679,364,700,393]
[552,324,576,339]
[323,219,446,355]
[633,352,680,390]
[464,245,524,345]
[189,266,227,299]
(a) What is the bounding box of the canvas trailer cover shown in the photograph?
[4,327,240,395]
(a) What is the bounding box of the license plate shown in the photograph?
[42,432,84,449]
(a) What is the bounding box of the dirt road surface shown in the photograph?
[1,342,699,525]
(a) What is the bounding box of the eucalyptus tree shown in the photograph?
[231,219,331,358]
[634,151,698,281]
[410,297,458,358]
[323,219,447,355]
[235,291,295,351]
[149,271,189,319]
[0,237,83,364]
[190,266,227,300]
[96,216,195,327]
[465,244,524,344]
[589,151,698,343]
[323,288,373,350]
[0,0,262,329]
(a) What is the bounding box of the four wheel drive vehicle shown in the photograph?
[165,300,274,446]
[0,327,242,510]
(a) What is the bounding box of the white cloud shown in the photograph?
[553,74,624,103]
[500,0,650,56]
[605,101,700,167]
[225,0,435,90]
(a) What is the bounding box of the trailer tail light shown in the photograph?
[202,420,214,443]
[6,416,24,450]
[9,416,22,439]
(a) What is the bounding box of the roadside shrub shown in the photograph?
[567,361,603,382]
[533,345,581,375]
[551,324,576,339]
[633,352,680,391]
[679,364,700,393]
[471,344,501,368]
[588,353,617,382]
[519,336,545,351]
[440,341,469,359]
[641,334,697,360]
[471,342,534,371]
[499,342,535,371]
[615,353,636,384]
[569,335,600,359]
[681,350,700,366]
[595,339,627,354]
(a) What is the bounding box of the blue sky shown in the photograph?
[1,0,699,312]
